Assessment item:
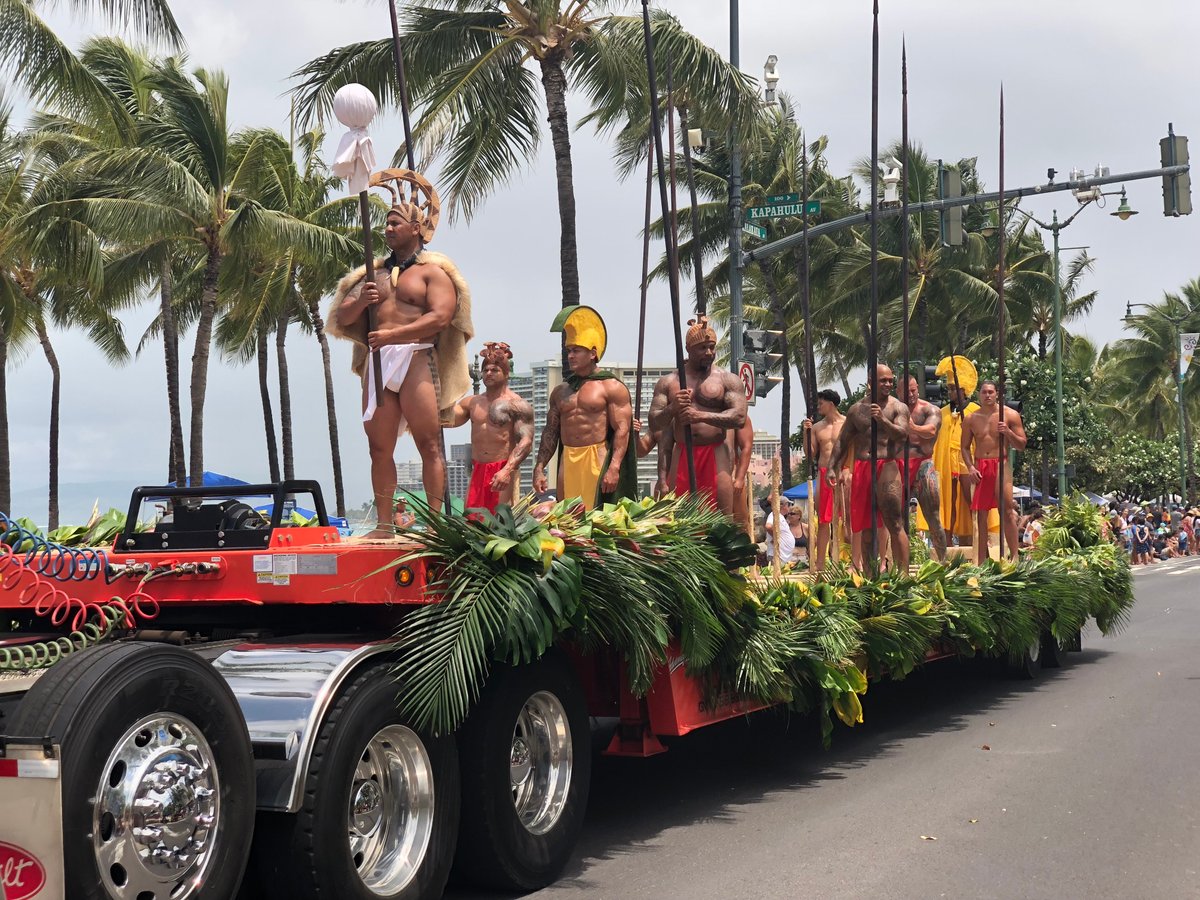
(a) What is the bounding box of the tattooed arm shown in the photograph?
[533,385,567,493]
[493,395,535,493]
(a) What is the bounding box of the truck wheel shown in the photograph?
[256,666,459,900]
[454,652,591,891]
[1008,636,1042,680]
[8,642,254,900]
[1041,630,1064,669]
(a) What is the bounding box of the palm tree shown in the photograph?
[48,60,358,481]
[293,2,759,312]
[1,0,180,121]
[216,126,362,514]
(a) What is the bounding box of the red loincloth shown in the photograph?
[850,458,893,534]
[466,459,507,513]
[970,457,1001,511]
[675,442,719,508]
[905,455,931,489]
[818,467,835,524]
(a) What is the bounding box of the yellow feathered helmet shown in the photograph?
[551,305,607,362]
[935,355,978,396]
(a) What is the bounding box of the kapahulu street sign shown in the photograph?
[746,199,821,220]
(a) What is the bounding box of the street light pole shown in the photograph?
[1174,325,1190,503]
[1050,210,1068,500]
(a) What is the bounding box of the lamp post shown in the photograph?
[982,185,1137,499]
[1124,301,1191,504]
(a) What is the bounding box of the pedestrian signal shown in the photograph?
[743,329,784,398]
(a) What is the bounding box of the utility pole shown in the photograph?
[728,0,744,373]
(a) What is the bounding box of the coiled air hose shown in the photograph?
[0,511,108,581]
[0,603,129,670]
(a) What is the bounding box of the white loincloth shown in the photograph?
[362,343,434,425]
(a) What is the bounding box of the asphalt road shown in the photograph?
[451,554,1200,900]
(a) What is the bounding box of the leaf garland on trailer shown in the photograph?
[387,494,1135,739]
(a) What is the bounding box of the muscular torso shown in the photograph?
[812,417,844,468]
[351,263,434,335]
[965,405,1014,458]
[469,390,526,462]
[845,396,907,460]
[663,367,741,445]
[555,380,613,447]
[908,400,940,457]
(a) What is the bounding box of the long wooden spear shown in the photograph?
[385,0,453,514]
[640,0,696,493]
[901,39,911,533]
[997,87,1008,558]
[634,143,654,423]
[868,0,881,562]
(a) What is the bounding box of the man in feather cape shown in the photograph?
[328,199,473,535]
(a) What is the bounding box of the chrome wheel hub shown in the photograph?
[94,715,219,900]
[348,725,435,896]
[510,691,572,836]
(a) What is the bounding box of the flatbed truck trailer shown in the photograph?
[0,480,844,900]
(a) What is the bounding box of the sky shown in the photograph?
[10,0,1200,523]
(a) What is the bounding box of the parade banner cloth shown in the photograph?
[1182,333,1198,377]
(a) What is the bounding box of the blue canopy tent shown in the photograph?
[167,471,250,488]
[781,483,811,500]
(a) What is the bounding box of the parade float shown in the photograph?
[0,478,1132,900]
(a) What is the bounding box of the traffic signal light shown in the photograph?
[901,361,944,404]
[1160,125,1192,217]
[743,329,784,399]
[938,161,964,247]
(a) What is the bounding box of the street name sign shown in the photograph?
[742,222,767,240]
[746,199,822,220]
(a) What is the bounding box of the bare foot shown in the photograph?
[362,526,399,541]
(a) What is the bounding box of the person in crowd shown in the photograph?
[764,500,796,567]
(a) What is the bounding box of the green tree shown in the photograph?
[50,60,357,481]
[0,0,180,120]
[293,2,758,312]
[217,127,362,515]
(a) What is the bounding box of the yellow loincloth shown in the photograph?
[561,441,607,511]
[917,401,998,536]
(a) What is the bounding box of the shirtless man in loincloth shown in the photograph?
[828,365,909,572]
[648,316,747,513]
[962,379,1027,562]
[448,342,534,513]
[533,306,635,510]
[335,203,460,534]
[805,389,848,572]
[905,374,947,560]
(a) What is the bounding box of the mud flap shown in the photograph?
[0,739,63,900]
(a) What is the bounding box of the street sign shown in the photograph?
[766,192,799,205]
[746,199,821,221]
[742,221,767,240]
[738,361,756,406]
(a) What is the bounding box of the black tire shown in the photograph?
[8,642,255,900]
[256,665,459,900]
[454,652,591,891]
[1041,630,1064,669]
[1008,637,1042,680]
